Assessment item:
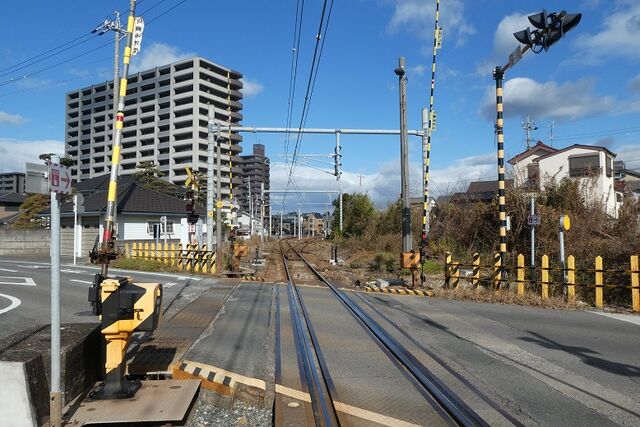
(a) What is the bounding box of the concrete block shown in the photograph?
[0,323,103,426]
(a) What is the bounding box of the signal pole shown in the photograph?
[207,105,215,250]
[395,57,411,252]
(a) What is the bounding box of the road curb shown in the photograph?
[364,286,432,297]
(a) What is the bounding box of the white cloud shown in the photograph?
[0,138,63,173]
[387,0,475,47]
[269,152,497,210]
[130,42,195,73]
[573,2,640,63]
[476,12,530,75]
[409,64,427,76]
[0,111,26,125]
[480,77,615,121]
[615,144,640,171]
[241,78,264,97]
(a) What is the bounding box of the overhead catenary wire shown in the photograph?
[284,0,305,172]
[284,0,334,202]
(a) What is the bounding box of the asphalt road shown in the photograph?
[0,256,207,340]
[356,292,640,426]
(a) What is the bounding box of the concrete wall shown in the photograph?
[0,227,99,257]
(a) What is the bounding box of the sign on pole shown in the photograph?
[132,17,145,56]
[527,214,541,226]
[49,163,72,194]
[508,45,523,68]
[26,162,49,194]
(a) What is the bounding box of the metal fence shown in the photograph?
[124,242,217,274]
[444,251,640,312]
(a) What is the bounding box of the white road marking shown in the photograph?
[17,264,48,269]
[589,311,640,326]
[0,268,18,273]
[0,277,37,286]
[61,269,84,274]
[70,279,92,285]
[163,282,178,288]
[0,293,21,314]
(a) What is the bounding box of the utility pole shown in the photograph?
[206,105,215,250]
[335,132,343,234]
[247,177,253,236]
[298,207,301,240]
[549,121,555,146]
[395,57,411,252]
[269,209,272,238]
[280,211,283,237]
[260,182,265,242]
[521,115,538,149]
[530,196,536,270]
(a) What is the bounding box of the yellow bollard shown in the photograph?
[445,252,452,288]
[163,242,168,265]
[132,242,138,258]
[632,255,639,312]
[144,242,149,260]
[517,254,525,295]
[452,261,460,289]
[170,243,176,267]
[187,244,194,272]
[493,253,501,290]
[125,242,130,259]
[541,255,549,300]
[595,256,603,308]
[177,243,183,270]
[151,242,156,261]
[472,253,480,288]
[567,255,576,302]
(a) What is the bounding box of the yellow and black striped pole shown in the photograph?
[493,66,507,282]
[421,0,441,247]
[101,0,137,275]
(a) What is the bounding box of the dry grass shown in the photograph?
[428,286,584,310]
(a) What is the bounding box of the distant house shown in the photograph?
[465,180,514,201]
[0,192,27,225]
[41,174,205,251]
[508,142,622,217]
[614,160,640,197]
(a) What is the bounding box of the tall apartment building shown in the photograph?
[65,57,243,198]
[238,144,270,215]
[0,172,25,193]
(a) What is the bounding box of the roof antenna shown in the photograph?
[521,115,538,149]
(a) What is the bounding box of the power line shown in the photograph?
[285,0,334,200]
[284,0,305,170]
[0,0,187,89]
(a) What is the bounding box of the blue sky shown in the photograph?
[0,0,639,210]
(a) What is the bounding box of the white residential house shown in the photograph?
[508,142,622,217]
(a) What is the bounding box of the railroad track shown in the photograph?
[277,239,490,427]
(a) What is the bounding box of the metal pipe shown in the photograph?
[217,126,425,136]
[50,154,61,427]
[530,196,535,268]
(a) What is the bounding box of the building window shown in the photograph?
[606,155,613,178]
[569,155,600,177]
[147,221,174,235]
[526,163,539,188]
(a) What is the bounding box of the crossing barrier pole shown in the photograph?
[595,256,603,308]
[517,254,525,295]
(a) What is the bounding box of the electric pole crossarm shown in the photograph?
[217,126,426,137]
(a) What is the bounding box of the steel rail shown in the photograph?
[280,241,340,426]
[287,242,489,427]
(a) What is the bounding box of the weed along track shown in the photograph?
[276,239,495,426]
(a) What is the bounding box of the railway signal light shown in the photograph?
[513,10,582,52]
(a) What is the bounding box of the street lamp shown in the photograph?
[493,10,581,285]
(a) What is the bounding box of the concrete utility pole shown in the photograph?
[395,57,412,252]
[247,177,253,236]
[49,155,62,427]
[335,132,343,233]
[298,207,301,240]
[206,105,215,250]
[260,182,265,241]
[530,196,536,269]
